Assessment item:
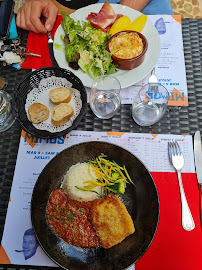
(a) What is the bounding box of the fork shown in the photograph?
[148,68,158,92]
[168,141,195,231]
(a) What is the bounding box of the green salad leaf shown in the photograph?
[59,12,117,79]
[53,43,65,52]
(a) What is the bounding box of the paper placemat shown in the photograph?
[1,131,202,270]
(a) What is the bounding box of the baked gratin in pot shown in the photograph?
[107,30,148,70]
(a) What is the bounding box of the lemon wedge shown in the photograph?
[126,14,147,32]
[109,16,131,36]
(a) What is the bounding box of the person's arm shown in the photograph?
[119,0,151,11]
[16,0,58,34]
[52,0,75,15]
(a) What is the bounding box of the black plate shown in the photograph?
[31,141,160,270]
[13,67,87,139]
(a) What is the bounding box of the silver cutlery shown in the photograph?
[148,68,158,92]
[168,141,195,231]
[148,68,158,84]
[42,16,59,67]
[194,130,202,228]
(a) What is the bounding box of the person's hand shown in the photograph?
[16,0,58,34]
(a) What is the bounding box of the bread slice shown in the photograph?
[51,103,74,126]
[28,103,49,124]
[89,193,135,249]
[49,87,72,105]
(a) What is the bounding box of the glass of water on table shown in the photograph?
[0,76,15,132]
[90,75,121,119]
[132,83,169,126]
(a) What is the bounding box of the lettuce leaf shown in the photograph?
[59,12,117,79]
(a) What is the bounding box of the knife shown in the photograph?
[194,130,202,228]
[42,16,59,67]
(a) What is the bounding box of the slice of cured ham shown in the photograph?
[86,12,98,21]
[86,1,123,32]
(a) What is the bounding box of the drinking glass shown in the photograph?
[90,75,121,119]
[132,83,169,126]
[0,76,15,132]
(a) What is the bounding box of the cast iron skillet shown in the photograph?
[31,141,160,270]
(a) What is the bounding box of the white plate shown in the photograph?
[53,4,161,89]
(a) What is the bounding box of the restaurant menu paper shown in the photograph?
[0,131,195,268]
[86,15,188,107]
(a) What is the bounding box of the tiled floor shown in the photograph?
[171,0,202,18]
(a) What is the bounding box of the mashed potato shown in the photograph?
[62,162,101,201]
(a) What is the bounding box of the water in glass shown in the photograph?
[90,75,121,119]
[91,91,120,119]
[132,83,169,126]
[0,90,15,132]
[132,100,167,126]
